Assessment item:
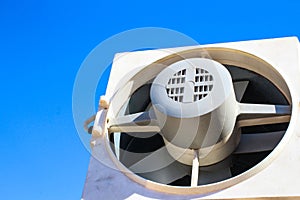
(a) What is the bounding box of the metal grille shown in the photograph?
[194,68,213,101]
[166,68,213,103]
[166,69,186,102]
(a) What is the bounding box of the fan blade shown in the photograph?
[234,131,285,154]
[110,111,152,126]
[138,160,190,185]
[129,147,180,173]
[239,103,291,115]
[198,167,232,185]
[128,147,190,184]
[191,150,199,187]
[108,110,160,133]
[233,81,249,102]
[198,157,232,184]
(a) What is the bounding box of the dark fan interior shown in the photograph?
[109,65,289,186]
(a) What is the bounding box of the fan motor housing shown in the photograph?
[151,58,239,165]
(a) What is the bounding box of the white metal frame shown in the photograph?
[82,37,300,200]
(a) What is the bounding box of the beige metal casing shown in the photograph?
[82,37,300,200]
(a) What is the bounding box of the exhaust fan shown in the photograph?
[82,37,300,199]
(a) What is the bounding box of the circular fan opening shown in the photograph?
[105,47,292,194]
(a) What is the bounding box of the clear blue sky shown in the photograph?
[1,1,300,199]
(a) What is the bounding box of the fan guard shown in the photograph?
[102,47,292,194]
